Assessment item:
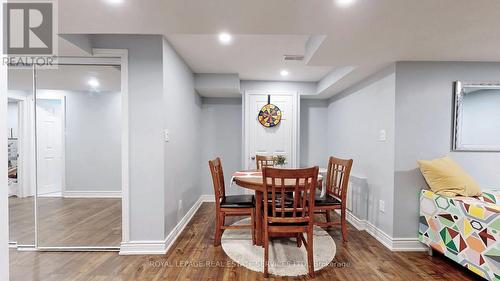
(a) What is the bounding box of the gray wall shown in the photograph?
[93,35,166,241]
[199,82,331,197]
[394,61,500,238]
[300,99,328,167]
[33,89,122,192]
[62,90,122,192]
[93,35,203,242]
[327,65,396,236]
[199,96,331,197]
[200,98,243,196]
[162,37,202,235]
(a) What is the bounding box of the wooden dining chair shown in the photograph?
[314,156,353,242]
[262,166,319,278]
[256,155,275,170]
[209,157,256,246]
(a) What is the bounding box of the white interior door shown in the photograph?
[244,92,298,169]
[36,99,63,195]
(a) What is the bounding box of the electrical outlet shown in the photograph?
[379,200,385,213]
[178,199,183,215]
[177,199,184,221]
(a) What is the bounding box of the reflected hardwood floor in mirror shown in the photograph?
[10,197,121,247]
[10,202,477,281]
[9,196,35,245]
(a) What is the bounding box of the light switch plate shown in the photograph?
[379,130,387,142]
[379,200,385,213]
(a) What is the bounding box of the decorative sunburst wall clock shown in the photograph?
[258,95,282,127]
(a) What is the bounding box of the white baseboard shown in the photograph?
[119,241,167,255]
[343,209,367,231]
[199,194,215,202]
[363,220,395,250]
[119,194,426,255]
[391,237,428,252]
[336,210,426,252]
[63,190,122,198]
[119,195,211,255]
[163,195,205,255]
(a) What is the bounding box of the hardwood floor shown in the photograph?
[9,196,35,245]
[9,196,121,247]
[10,202,479,281]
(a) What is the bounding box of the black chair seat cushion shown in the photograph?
[269,221,309,226]
[315,194,342,206]
[220,195,255,208]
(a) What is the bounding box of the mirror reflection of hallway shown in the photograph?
[36,98,64,197]
[8,66,35,247]
[8,63,123,249]
[36,64,122,247]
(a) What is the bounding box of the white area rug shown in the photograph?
[221,218,336,276]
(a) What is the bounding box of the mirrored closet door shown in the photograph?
[7,66,36,248]
[7,58,123,251]
[35,63,122,249]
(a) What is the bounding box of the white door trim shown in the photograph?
[243,91,299,169]
[92,48,131,247]
[7,94,34,198]
[54,56,122,66]
[35,94,66,196]
[0,6,10,276]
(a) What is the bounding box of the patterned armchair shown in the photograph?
[419,189,500,280]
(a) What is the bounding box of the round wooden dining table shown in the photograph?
[232,170,323,246]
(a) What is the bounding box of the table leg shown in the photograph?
[255,190,263,246]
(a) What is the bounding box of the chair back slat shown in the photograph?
[293,179,299,217]
[263,167,319,224]
[256,155,275,170]
[271,178,276,218]
[280,178,286,217]
[325,157,353,202]
[208,157,226,206]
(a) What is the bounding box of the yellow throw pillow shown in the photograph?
[417,156,482,197]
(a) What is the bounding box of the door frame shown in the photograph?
[7,93,35,198]
[92,49,130,250]
[35,93,66,196]
[243,91,300,169]
[0,7,9,276]
[32,51,129,251]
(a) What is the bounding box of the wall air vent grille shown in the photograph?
[283,55,304,62]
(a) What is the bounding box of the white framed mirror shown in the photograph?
[453,81,500,152]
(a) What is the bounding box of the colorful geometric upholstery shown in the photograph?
[419,189,500,281]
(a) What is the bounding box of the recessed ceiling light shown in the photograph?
[105,0,124,5]
[335,0,356,7]
[218,32,232,45]
[280,70,289,77]
[88,78,100,88]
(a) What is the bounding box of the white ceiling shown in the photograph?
[166,34,334,81]
[54,0,500,98]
